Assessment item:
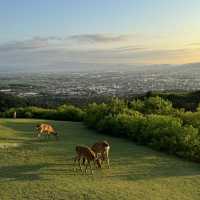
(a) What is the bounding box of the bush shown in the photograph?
[3,104,84,122]
[175,125,200,161]
[140,115,183,151]
[130,99,145,112]
[84,103,110,128]
[84,99,200,162]
[56,104,84,121]
[131,96,174,115]
[24,111,33,118]
[3,95,200,162]
[179,111,200,131]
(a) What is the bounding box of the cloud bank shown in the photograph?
[68,34,130,43]
[0,34,199,71]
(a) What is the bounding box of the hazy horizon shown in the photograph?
[0,0,200,72]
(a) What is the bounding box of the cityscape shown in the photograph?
[0,63,200,99]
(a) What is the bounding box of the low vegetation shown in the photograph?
[84,97,200,162]
[2,104,84,122]
[2,95,200,163]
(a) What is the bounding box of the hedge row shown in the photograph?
[2,104,84,122]
[2,96,200,162]
[84,97,200,162]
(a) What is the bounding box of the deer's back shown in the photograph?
[38,123,55,134]
[76,145,96,160]
[92,141,110,153]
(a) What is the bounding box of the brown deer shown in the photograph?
[74,145,101,174]
[36,123,58,140]
[91,141,110,168]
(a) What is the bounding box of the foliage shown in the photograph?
[3,104,84,122]
[0,92,27,112]
[56,104,84,121]
[2,95,200,162]
[84,97,200,162]
[179,111,200,131]
[130,96,174,115]
[148,90,200,111]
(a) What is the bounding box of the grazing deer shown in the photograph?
[91,141,110,168]
[36,123,58,140]
[74,145,101,174]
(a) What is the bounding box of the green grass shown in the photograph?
[0,119,200,200]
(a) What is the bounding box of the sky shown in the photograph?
[0,0,200,71]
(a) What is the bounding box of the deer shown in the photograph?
[91,141,110,168]
[74,145,101,174]
[36,123,58,140]
[82,141,111,168]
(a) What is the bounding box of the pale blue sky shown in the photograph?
[0,0,199,41]
[0,0,200,69]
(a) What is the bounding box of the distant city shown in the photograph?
[0,63,200,99]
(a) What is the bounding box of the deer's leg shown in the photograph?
[78,158,83,172]
[85,160,92,174]
[93,160,96,169]
[73,156,77,172]
[99,153,105,167]
[82,157,86,165]
[74,156,80,172]
[104,150,110,168]
[107,157,110,168]
[38,129,43,138]
[88,161,93,174]
[74,155,82,172]
[85,164,88,174]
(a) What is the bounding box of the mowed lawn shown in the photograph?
[0,119,200,200]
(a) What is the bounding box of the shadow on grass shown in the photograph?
[105,153,200,181]
[1,120,39,135]
[1,119,200,182]
[0,163,51,181]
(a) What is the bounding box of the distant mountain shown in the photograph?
[172,63,200,73]
[0,62,199,74]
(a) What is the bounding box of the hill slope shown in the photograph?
[0,119,200,200]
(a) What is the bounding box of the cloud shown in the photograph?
[0,35,200,70]
[114,45,148,52]
[186,42,200,47]
[68,34,130,43]
[0,36,63,52]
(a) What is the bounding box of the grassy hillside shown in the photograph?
[0,119,200,200]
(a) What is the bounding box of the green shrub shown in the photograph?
[3,95,200,162]
[3,105,84,122]
[130,99,145,112]
[24,111,33,118]
[84,103,110,128]
[179,111,200,131]
[56,104,84,121]
[83,97,200,161]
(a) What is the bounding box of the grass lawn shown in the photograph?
[0,119,200,200]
